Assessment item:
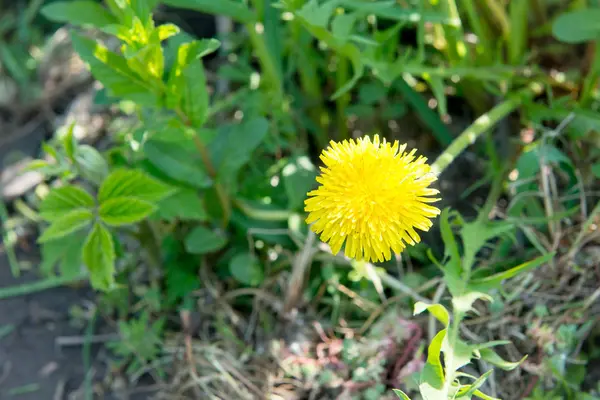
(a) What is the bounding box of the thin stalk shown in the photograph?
[176,106,232,227]
[0,199,20,277]
[246,21,284,97]
[0,273,86,300]
[191,136,232,228]
[440,0,466,63]
[580,41,600,107]
[531,0,547,24]
[443,310,464,394]
[482,0,510,40]
[508,0,529,65]
[460,0,493,65]
[292,20,328,149]
[431,83,543,175]
[335,56,350,140]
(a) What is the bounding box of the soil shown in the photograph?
[0,250,155,400]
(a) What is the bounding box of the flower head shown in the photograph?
[305,135,440,262]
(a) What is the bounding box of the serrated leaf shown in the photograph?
[41,1,117,27]
[40,235,86,279]
[71,32,159,106]
[153,189,208,221]
[99,197,157,226]
[143,140,212,188]
[166,39,220,123]
[479,348,527,371]
[83,223,115,291]
[414,302,449,327]
[98,169,175,203]
[468,252,555,292]
[38,209,94,243]
[229,253,264,286]
[75,145,109,185]
[461,220,514,271]
[39,186,95,221]
[184,226,227,254]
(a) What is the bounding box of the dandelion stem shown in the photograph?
[431,83,543,176]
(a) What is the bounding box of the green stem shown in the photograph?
[177,106,232,228]
[293,20,328,149]
[431,83,543,175]
[0,273,86,300]
[246,21,283,97]
[581,41,600,107]
[442,0,466,62]
[0,199,20,277]
[460,0,492,65]
[482,0,510,40]
[443,310,464,393]
[335,55,350,140]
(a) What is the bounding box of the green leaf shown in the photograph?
[40,235,86,279]
[184,226,227,254]
[41,1,117,27]
[209,118,268,188]
[414,302,449,327]
[153,189,208,221]
[479,348,527,371]
[229,253,264,286]
[71,32,159,106]
[468,252,555,292]
[61,122,77,162]
[282,156,317,210]
[392,389,411,400]
[166,39,220,126]
[293,0,364,100]
[161,0,255,23]
[592,163,600,178]
[452,292,493,314]
[83,223,116,291]
[99,197,157,226]
[552,9,600,44]
[38,209,94,243]
[98,169,175,203]
[459,369,493,398]
[420,329,446,390]
[143,140,212,188]
[439,208,461,276]
[165,260,200,302]
[157,23,180,41]
[179,58,208,127]
[166,39,220,123]
[461,220,514,271]
[75,145,109,186]
[39,186,95,221]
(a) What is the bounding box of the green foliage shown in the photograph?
[22,0,600,396]
[552,9,600,44]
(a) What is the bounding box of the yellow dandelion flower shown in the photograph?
[304,134,441,262]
